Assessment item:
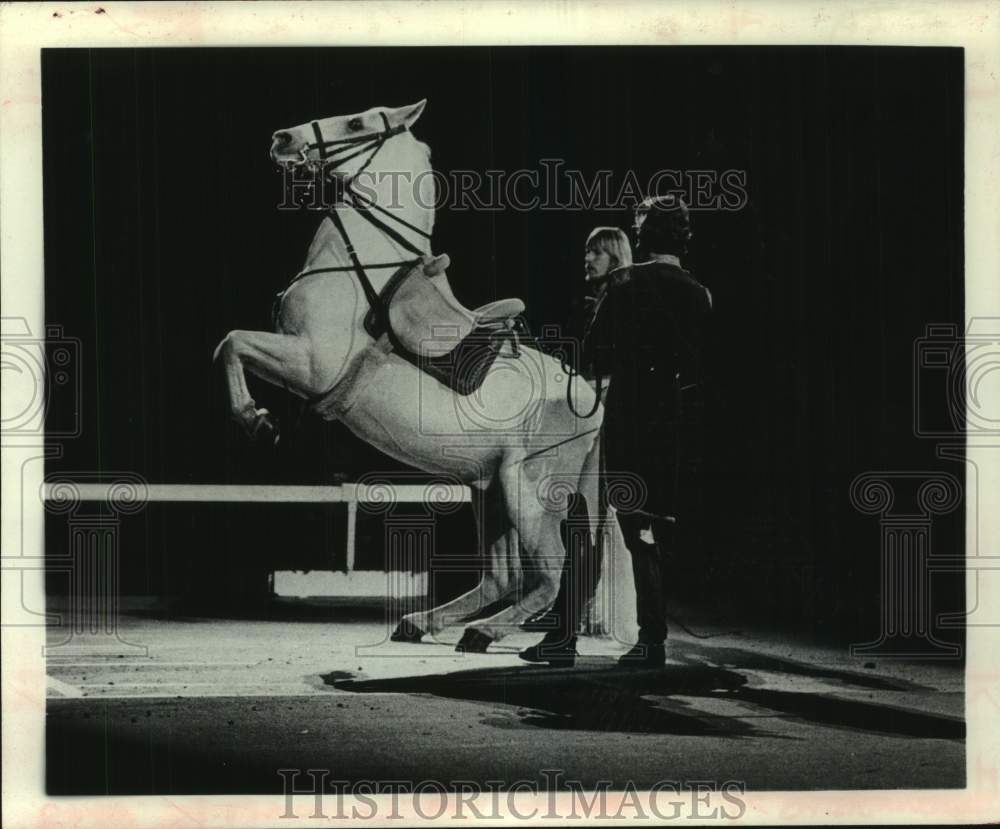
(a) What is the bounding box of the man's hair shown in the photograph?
[585,226,633,270]
[634,194,693,257]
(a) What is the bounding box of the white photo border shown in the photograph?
[1,1,998,826]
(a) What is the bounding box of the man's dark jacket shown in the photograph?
[582,260,712,520]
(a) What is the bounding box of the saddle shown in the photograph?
[364,261,526,396]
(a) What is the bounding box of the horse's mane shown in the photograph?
[409,138,435,236]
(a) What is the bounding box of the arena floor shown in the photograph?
[45,607,965,794]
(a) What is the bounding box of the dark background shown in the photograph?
[43,47,964,643]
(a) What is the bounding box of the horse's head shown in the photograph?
[270,100,427,180]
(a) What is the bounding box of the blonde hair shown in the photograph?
[585,226,633,270]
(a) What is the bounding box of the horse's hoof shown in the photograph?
[455,628,493,654]
[421,253,450,277]
[251,409,279,446]
[390,620,426,643]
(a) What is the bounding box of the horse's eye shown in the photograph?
[347,117,363,131]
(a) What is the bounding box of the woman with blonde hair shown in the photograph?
[584,226,633,299]
[582,226,632,392]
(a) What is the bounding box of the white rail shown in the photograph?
[42,482,470,504]
[42,482,472,573]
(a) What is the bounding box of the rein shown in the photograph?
[563,357,603,419]
[277,112,603,428]
[276,112,432,328]
[561,293,605,419]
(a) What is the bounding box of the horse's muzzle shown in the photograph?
[270,132,302,164]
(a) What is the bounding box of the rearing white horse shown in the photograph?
[213,100,606,652]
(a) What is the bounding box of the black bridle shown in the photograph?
[277,112,432,329]
[276,113,605,427]
[306,112,407,176]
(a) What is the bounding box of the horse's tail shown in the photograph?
[576,427,639,641]
[577,428,606,636]
[577,426,605,544]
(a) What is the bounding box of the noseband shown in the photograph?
[276,112,433,331]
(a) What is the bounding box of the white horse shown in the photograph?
[213,100,606,652]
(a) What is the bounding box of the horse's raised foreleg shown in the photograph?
[212,329,315,440]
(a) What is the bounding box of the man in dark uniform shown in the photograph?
[600,194,713,666]
[591,196,712,666]
[519,194,712,668]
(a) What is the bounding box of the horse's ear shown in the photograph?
[388,99,427,129]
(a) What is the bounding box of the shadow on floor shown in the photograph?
[332,661,753,736]
[327,647,964,740]
[668,640,934,691]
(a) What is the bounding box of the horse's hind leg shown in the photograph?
[212,329,314,440]
[455,458,567,651]
[393,482,519,642]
